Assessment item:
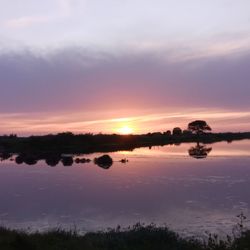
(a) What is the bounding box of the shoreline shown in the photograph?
[1,132,250,166]
[1,132,250,155]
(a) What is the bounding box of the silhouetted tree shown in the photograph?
[188,120,211,134]
[151,132,162,136]
[163,130,171,136]
[172,127,182,135]
[182,130,192,135]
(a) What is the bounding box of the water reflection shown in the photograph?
[94,155,113,169]
[188,143,212,159]
[1,153,117,169]
[0,146,213,167]
[0,139,250,168]
[61,156,74,167]
[45,155,61,167]
[0,140,249,235]
[0,152,12,161]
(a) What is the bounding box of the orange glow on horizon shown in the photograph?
[1,109,250,136]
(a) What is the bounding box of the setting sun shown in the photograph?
[117,126,133,135]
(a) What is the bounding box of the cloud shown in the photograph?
[1,109,250,135]
[5,16,51,28]
[1,44,250,135]
[0,46,250,116]
[4,0,72,29]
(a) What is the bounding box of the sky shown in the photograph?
[0,0,250,135]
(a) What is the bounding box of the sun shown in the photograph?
[117,125,133,135]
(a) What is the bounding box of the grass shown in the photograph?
[0,223,250,250]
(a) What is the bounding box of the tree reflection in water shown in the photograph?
[188,142,212,159]
[0,143,213,167]
[94,155,113,169]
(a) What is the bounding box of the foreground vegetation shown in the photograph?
[1,223,250,250]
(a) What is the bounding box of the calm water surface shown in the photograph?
[0,140,250,236]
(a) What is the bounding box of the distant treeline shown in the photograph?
[0,131,250,155]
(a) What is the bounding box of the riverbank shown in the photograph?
[0,224,250,250]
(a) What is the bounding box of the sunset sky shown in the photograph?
[1,0,250,135]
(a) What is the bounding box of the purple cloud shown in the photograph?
[0,47,250,114]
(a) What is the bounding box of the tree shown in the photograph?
[188,120,211,134]
[172,127,182,135]
[183,130,192,135]
[163,130,171,136]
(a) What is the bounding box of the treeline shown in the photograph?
[0,131,250,155]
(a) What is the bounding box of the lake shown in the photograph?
[0,140,250,237]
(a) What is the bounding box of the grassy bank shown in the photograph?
[1,224,250,250]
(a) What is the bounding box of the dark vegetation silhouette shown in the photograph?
[188,120,212,134]
[0,142,213,167]
[75,157,91,164]
[120,158,129,163]
[14,153,38,165]
[13,153,114,168]
[0,152,12,160]
[61,156,74,166]
[172,127,182,135]
[0,121,249,166]
[0,151,128,167]
[0,215,250,250]
[188,142,212,159]
[94,154,113,169]
[45,155,61,167]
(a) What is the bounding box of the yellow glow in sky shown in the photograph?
[117,125,134,135]
[1,109,250,135]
